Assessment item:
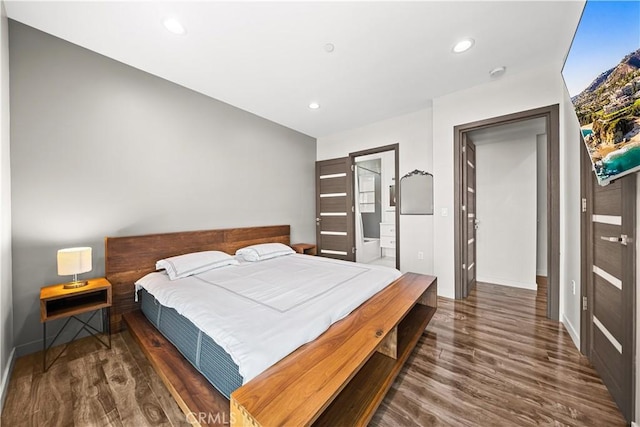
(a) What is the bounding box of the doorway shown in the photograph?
[350,144,400,269]
[453,104,560,321]
[465,118,547,293]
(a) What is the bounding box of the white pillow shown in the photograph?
[156,250,238,280]
[235,243,295,262]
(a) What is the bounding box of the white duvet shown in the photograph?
[135,253,401,383]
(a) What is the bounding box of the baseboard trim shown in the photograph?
[562,314,580,350]
[0,346,16,412]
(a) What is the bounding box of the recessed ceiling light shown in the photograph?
[489,66,507,78]
[163,18,186,35]
[309,102,320,110]
[452,38,474,53]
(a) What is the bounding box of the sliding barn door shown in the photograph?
[586,173,635,422]
[462,136,477,298]
[315,158,355,261]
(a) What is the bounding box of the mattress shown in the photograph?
[136,253,401,384]
[139,288,243,398]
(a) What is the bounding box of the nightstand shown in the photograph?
[40,277,112,371]
[291,243,317,256]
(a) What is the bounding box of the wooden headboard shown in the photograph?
[105,225,290,332]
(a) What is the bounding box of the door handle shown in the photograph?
[600,235,629,246]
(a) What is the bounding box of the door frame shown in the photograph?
[349,143,400,270]
[453,104,560,321]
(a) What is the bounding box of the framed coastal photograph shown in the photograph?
[562,1,640,185]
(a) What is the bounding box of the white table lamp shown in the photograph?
[57,247,92,289]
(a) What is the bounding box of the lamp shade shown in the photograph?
[57,247,92,276]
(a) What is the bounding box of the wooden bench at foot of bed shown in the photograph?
[231,272,437,427]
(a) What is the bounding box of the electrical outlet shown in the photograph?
[571,280,576,295]
[417,251,424,260]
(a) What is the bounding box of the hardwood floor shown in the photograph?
[371,281,627,426]
[2,281,626,426]
[1,331,189,427]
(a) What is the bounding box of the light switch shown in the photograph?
[441,208,448,217]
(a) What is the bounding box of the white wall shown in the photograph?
[560,84,582,347]
[0,0,14,410]
[536,134,548,277]
[476,138,537,290]
[317,108,434,275]
[432,64,582,345]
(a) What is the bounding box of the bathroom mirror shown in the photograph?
[400,170,433,215]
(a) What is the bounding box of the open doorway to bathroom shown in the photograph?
[350,144,399,269]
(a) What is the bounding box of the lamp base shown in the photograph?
[63,280,88,289]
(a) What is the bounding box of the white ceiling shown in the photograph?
[5,1,584,138]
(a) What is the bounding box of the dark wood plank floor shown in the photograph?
[1,331,189,427]
[2,281,626,426]
[371,281,627,426]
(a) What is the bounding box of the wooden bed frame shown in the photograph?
[105,225,437,426]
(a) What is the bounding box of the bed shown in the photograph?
[105,225,437,426]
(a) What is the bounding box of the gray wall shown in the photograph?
[9,21,316,355]
[0,2,14,407]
